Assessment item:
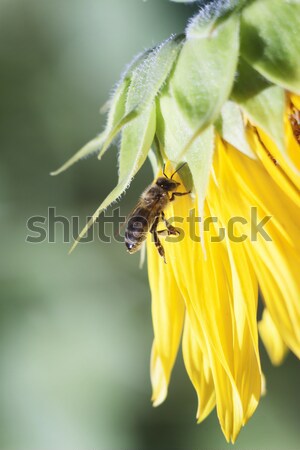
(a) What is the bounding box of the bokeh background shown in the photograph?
[1,0,299,449]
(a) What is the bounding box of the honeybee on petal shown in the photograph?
[125,163,191,263]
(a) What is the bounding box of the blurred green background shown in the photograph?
[0,0,299,449]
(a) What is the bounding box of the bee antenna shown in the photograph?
[170,162,187,179]
[162,163,168,178]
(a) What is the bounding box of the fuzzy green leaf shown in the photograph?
[157,88,214,208]
[241,0,300,94]
[170,13,239,155]
[97,48,154,160]
[70,105,156,252]
[216,101,256,159]
[157,89,191,161]
[147,147,160,178]
[186,0,247,39]
[126,37,183,112]
[118,106,156,180]
[50,133,106,176]
[231,59,285,154]
[185,125,215,207]
[97,78,130,160]
[101,35,184,155]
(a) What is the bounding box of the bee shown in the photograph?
[125,163,191,263]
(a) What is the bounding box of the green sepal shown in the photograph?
[50,133,106,176]
[241,0,300,94]
[100,35,184,156]
[231,59,285,155]
[157,88,214,209]
[119,106,156,179]
[175,161,194,194]
[156,88,186,161]
[216,101,256,159]
[187,0,247,39]
[148,138,164,177]
[170,13,239,156]
[98,48,154,159]
[70,104,156,252]
[147,148,160,178]
[185,126,215,208]
[97,79,130,160]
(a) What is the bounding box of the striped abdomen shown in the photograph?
[125,207,154,254]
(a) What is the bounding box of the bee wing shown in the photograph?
[112,205,138,240]
[128,191,165,228]
[126,203,156,227]
[115,199,157,239]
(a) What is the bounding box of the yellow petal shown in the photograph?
[216,141,300,358]
[246,125,300,209]
[146,129,300,442]
[261,372,267,397]
[256,125,300,187]
[258,309,289,366]
[147,232,185,406]
[150,343,168,407]
[182,313,215,423]
[163,190,256,443]
[205,171,262,429]
[290,93,300,110]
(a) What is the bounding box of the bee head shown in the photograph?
[156,177,180,191]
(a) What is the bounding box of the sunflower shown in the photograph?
[52,0,300,443]
[148,94,300,441]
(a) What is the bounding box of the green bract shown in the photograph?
[216,101,256,159]
[171,13,240,135]
[241,0,300,94]
[51,0,300,248]
[231,58,286,155]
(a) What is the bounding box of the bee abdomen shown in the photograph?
[125,215,149,254]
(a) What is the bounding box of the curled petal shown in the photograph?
[259,309,288,366]
[147,234,185,406]
[182,313,215,423]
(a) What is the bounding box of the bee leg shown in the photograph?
[161,211,180,235]
[169,191,191,202]
[150,216,160,234]
[150,217,166,263]
[153,231,166,263]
